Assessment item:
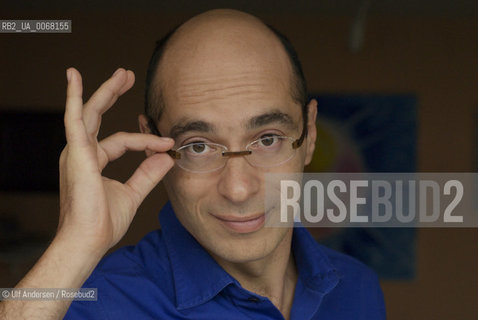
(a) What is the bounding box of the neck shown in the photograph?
[212,228,297,319]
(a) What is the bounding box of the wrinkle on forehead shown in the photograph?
[175,72,273,97]
[169,72,286,106]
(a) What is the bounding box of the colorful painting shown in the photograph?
[306,94,417,279]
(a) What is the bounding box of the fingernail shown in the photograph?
[162,137,174,143]
[66,69,72,82]
[112,68,123,77]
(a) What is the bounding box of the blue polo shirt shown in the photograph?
[65,202,386,319]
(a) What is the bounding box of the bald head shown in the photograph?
[161,10,287,84]
[145,9,307,134]
[166,9,276,55]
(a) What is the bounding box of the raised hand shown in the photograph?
[57,68,174,254]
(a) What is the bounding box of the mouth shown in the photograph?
[212,213,265,234]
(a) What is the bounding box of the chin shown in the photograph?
[211,250,270,265]
[205,227,291,264]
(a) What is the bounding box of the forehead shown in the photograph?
[154,16,298,130]
[157,47,296,131]
[157,69,298,135]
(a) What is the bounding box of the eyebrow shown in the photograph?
[169,120,215,140]
[167,110,297,140]
[246,111,298,130]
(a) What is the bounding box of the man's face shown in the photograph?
[147,16,316,264]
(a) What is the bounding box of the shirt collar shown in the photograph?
[160,202,339,310]
[159,202,236,310]
[292,225,340,294]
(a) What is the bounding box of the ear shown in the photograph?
[138,114,155,157]
[304,99,318,166]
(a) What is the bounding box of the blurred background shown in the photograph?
[1,1,477,319]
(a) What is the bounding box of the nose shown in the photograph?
[217,155,261,205]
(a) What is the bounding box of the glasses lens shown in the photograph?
[176,142,226,172]
[247,136,295,167]
[173,136,297,172]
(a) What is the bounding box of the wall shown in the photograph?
[0,9,477,319]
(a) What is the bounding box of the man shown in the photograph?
[0,9,385,319]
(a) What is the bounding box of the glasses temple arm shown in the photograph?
[292,113,307,149]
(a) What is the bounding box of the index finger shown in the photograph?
[99,132,174,168]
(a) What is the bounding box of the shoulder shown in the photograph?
[319,243,379,280]
[65,229,175,319]
[91,229,169,278]
[316,244,386,319]
[294,226,380,284]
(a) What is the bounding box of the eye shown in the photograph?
[186,143,209,154]
[258,134,280,147]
